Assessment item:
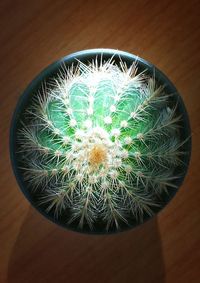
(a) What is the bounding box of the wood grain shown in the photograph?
[0,0,200,282]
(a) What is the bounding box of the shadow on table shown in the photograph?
[7,207,165,283]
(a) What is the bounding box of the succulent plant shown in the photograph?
[17,56,187,231]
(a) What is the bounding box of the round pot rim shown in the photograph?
[10,48,192,235]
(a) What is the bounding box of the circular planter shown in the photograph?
[10,49,191,234]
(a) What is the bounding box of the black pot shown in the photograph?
[10,49,191,234]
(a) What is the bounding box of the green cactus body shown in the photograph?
[18,59,185,231]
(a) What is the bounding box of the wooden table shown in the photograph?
[0,0,199,282]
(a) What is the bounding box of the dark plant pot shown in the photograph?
[10,49,191,234]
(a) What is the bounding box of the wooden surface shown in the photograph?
[0,0,200,282]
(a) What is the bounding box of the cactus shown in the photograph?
[17,57,186,231]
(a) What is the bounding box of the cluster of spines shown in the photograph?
[17,58,186,231]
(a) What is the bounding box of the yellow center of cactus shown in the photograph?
[89,144,107,166]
